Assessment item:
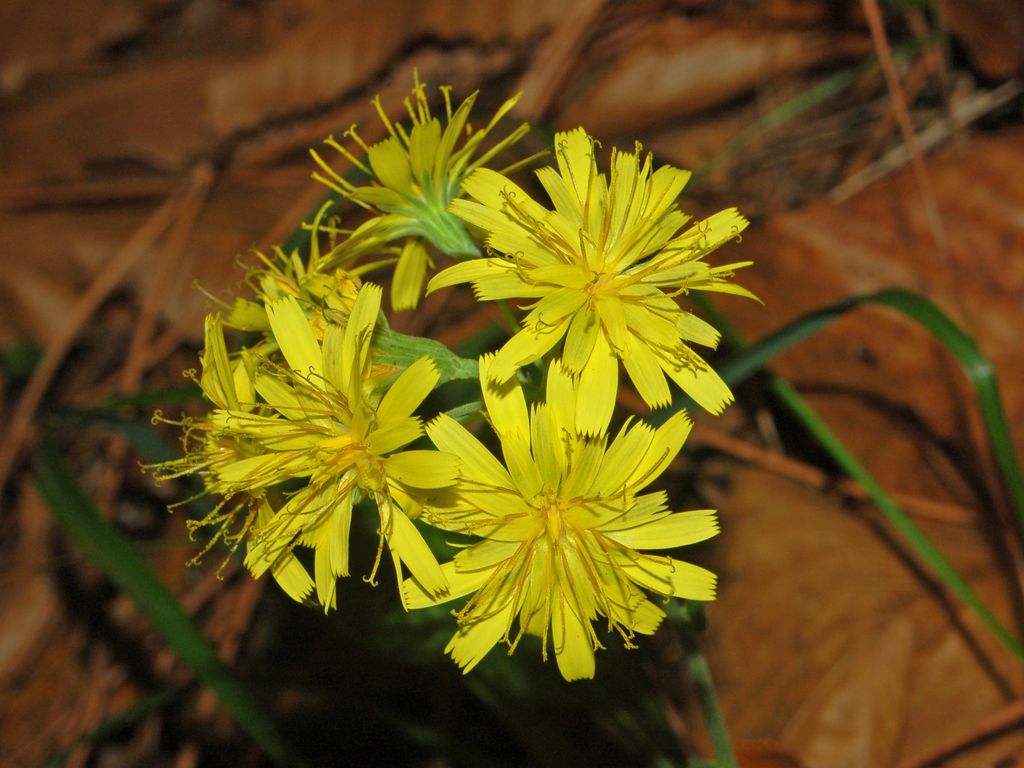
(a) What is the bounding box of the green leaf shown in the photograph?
[374,325,479,383]
[32,438,304,765]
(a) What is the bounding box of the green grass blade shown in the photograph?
[32,438,303,765]
[674,289,1024,660]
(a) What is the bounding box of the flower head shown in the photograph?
[311,74,536,310]
[157,283,459,610]
[428,128,755,433]
[223,200,388,337]
[404,356,718,681]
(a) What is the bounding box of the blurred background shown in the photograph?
[1,0,1023,766]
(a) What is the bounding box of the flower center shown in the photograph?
[353,446,386,491]
[535,489,565,542]
[587,270,618,300]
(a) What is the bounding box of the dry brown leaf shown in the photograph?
[780,614,912,767]
[940,0,1024,78]
[699,466,1022,767]
[207,0,574,138]
[554,16,869,139]
[0,0,160,95]
[0,206,155,346]
[0,57,219,184]
[735,741,810,768]
[723,130,1024,498]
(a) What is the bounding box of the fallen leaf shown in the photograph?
[698,466,1022,767]
[0,57,218,183]
[554,16,869,139]
[722,130,1024,499]
[0,0,159,95]
[207,0,575,138]
[940,0,1024,78]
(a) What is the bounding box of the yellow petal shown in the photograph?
[461,167,550,222]
[608,146,641,235]
[232,351,256,407]
[595,295,629,353]
[551,594,595,681]
[561,305,600,373]
[385,501,448,598]
[520,288,587,331]
[408,118,441,183]
[596,419,654,495]
[501,432,544,498]
[403,561,490,608]
[604,509,718,549]
[313,542,338,611]
[446,600,517,673]
[623,599,665,635]
[599,490,669,532]
[321,324,345,391]
[454,539,520,572]
[675,310,720,348]
[661,346,734,415]
[479,354,530,434]
[270,552,314,604]
[199,314,237,409]
[427,257,514,293]
[384,450,460,488]
[560,441,605,500]
[575,333,617,436]
[365,417,423,456]
[254,373,312,421]
[266,296,323,380]
[618,553,717,601]
[367,136,413,193]
[553,128,597,214]
[647,164,691,221]
[621,333,671,409]
[341,283,382,390]
[392,238,429,310]
[627,410,692,492]
[529,403,565,488]
[489,317,571,381]
[426,414,513,489]
[376,356,439,427]
[526,263,591,290]
[536,165,583,222]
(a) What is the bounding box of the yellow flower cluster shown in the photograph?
[156,77,753,681]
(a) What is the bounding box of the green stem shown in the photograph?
[672,604,737,768]
[686,648,737,768]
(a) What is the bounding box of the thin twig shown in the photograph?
[514,0,606,119]
[0,185,187,500]
[830,78,1023,201]
[97,164,215,511]
[859,0,949,254]
[897,699,1024,768]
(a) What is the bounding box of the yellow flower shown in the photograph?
[224,200,388,335]
[404,356,718,681]
[311,74,536,310]
[428,128,755,433]
[161,284,459,611]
